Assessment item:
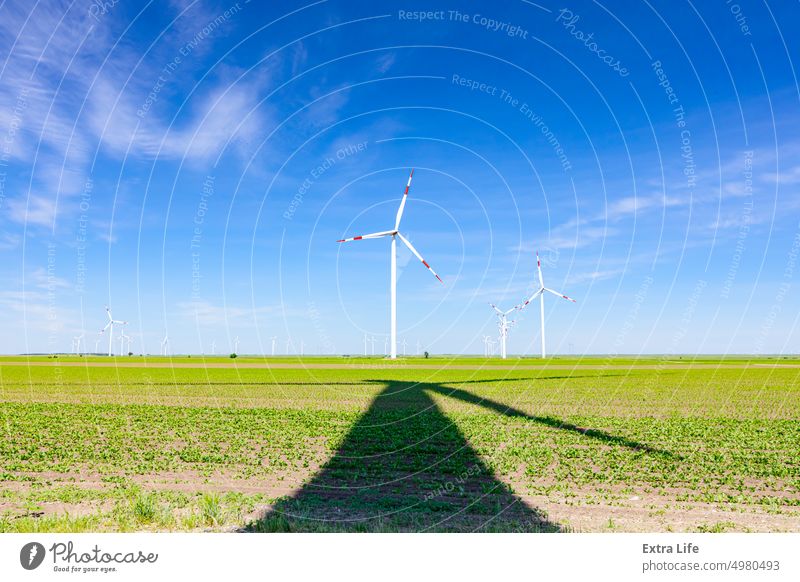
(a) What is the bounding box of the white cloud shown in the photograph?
[7,194,58,227]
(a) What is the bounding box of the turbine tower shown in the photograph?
[517,252,576,358]
[337,169,443,359]
[489,304,517,359]
[99,307,127,357]
[270,336,277,356]
[160,334,169,356]
[234,336,240,354]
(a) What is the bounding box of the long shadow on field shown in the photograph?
[251,378,566,532]
[249,376,675,532]
[425,383,677,458]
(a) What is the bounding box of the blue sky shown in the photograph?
[1,0,799,355]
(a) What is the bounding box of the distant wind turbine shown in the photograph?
[120,332,132,355]
[517,252,577,358]
[72,333,84,355]
[489,304,517,359]
[99,307,127,356]
[337,169,443,359]
[160,334,169,356]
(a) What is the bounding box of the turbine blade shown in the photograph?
[516,288,543,310]
[336,230,394,243]
[489,303,504,316]
[394,168,414,231]
[536,252,544,287]
[397,232,443,283]
[544,288,577,302]
[100,322,111,333]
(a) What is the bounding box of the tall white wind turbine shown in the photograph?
[490,304,517,359]
[517,252,577,358]
[270,336,277,356]
[337,169,443,359]
[99,307,127,357]
[160,334,169,356]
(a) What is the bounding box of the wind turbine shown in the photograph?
[370,336,376,356]
[94,336,101,353]
[482,335,491,357]
[72,333,84,355]
[233,336,240,354]
[489,304,517,359]
[120,332,132,355]
[160,334,169,356]
[517,252,577,358]
[210,340,216,356]
[99,307,127,356]
[270,336,277,356]
[337,169,443,359]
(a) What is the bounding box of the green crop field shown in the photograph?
[1,358,799,532]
